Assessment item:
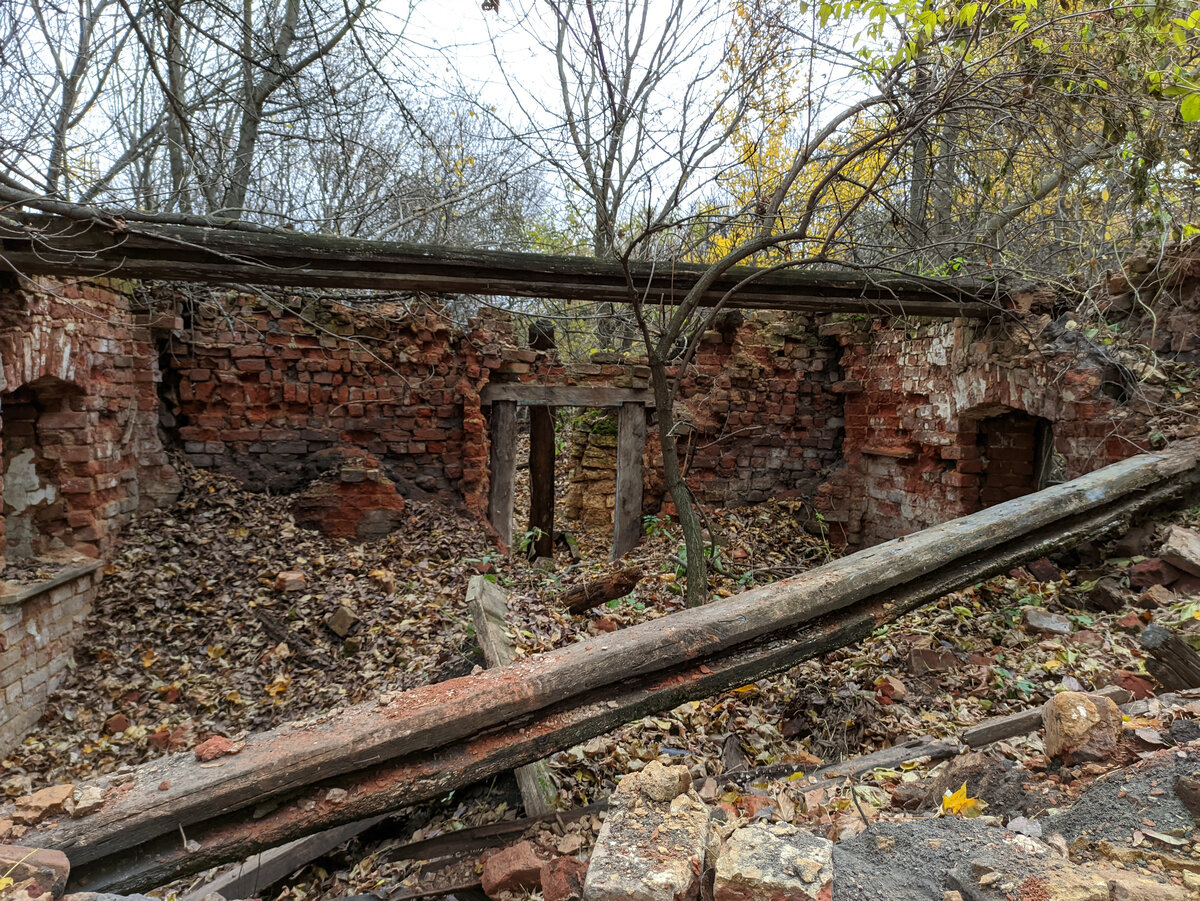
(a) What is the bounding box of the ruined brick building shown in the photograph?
[1,242,1197,750]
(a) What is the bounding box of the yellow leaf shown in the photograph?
[265,673,292,699]
[142,648,157,668]
[940,782,987,817]
[0,877,13,892]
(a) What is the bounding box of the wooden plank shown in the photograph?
[526,329,556,561]
[612,403,647,560]
[730,736,962,786]
[1,215,1001,317]
[961,685,1131,748]
[486,401,517,549]
[1142,624,1200,691]
[37,441,1200,891]
[179,815,386,901]
[467,578,559,817]
[480,384,655,408]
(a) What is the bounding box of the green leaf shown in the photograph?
[1183,93,1200,123]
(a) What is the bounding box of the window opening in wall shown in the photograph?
[975,409,1058,509]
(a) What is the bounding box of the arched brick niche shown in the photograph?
[815,317,1145,548]
[0,377,87,564]
[0,277,177,753]
[969,407,1056,510]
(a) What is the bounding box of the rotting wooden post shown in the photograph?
[467,576,559,816]
[1142,624,1200,691]
[527,321,556,559]
[487,400,517,549]
[612,402,646,560]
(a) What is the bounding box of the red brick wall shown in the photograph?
[489,312,844,514]
[0,277,175,754]
[814,316,1146,546]
[164,295,495,516]
[0,278,176,571]
[165,301,845,522]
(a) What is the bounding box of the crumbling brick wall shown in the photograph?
[0,277,175,754]
[814,315,1147,546]
[164,294,495,516]
[0,277,176,570]
[487,310,844,522]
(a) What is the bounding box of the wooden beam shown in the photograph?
[467,577,559,817]
[178,815,387,901]
[480,384,656,408]
[486,401,516,549]
[34,441,1200,893]
[527,323,556,560]
[1142,624,1200,691]
[0,215,1002,317]
[612,403,647,560]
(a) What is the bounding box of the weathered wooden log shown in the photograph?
[961,685,1131,748]
[561,566,645,614]
[0,214,999,317]
[527,322,556,560]
[468,577,558,816]
[1142,624,1200,691]
[27,442,1200,893]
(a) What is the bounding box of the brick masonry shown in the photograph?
[813,315,1148,546]
[0,560,102,752]
[0,276,177,753]
[0,270,1184,751]
[163,294,494,517]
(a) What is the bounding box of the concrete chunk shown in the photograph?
[583,763,710,901]
[714,822,833,901]
[1161,525,1200,578]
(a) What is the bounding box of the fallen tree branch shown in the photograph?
[24,442,1200,893]
[560,566,644,614]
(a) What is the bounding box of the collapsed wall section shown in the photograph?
[164,295,495,516]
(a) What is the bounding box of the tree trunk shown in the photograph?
[647,351,707,606]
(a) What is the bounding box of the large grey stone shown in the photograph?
[583,762,710,901]
[714,822,833,901]
[1022,607,1072,636]
[1161,525,1200,578]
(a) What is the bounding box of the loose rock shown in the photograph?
[584,764,711,901]
[12,785,74,826]
[1022,607,1072,636]
[714,822,833,901]
[193,735,234,762]
[274,571,306,592]
[1160,525,1200,578]
[481,840,543,898]
[1130,558,1182,589]
[542,855,587,901]
[0,845,71,897]
[1042,691,1122,764]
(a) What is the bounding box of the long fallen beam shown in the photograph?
[16,441,1200,893]
[0,214,999,317]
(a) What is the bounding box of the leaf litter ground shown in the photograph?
[2,457,1195,899]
